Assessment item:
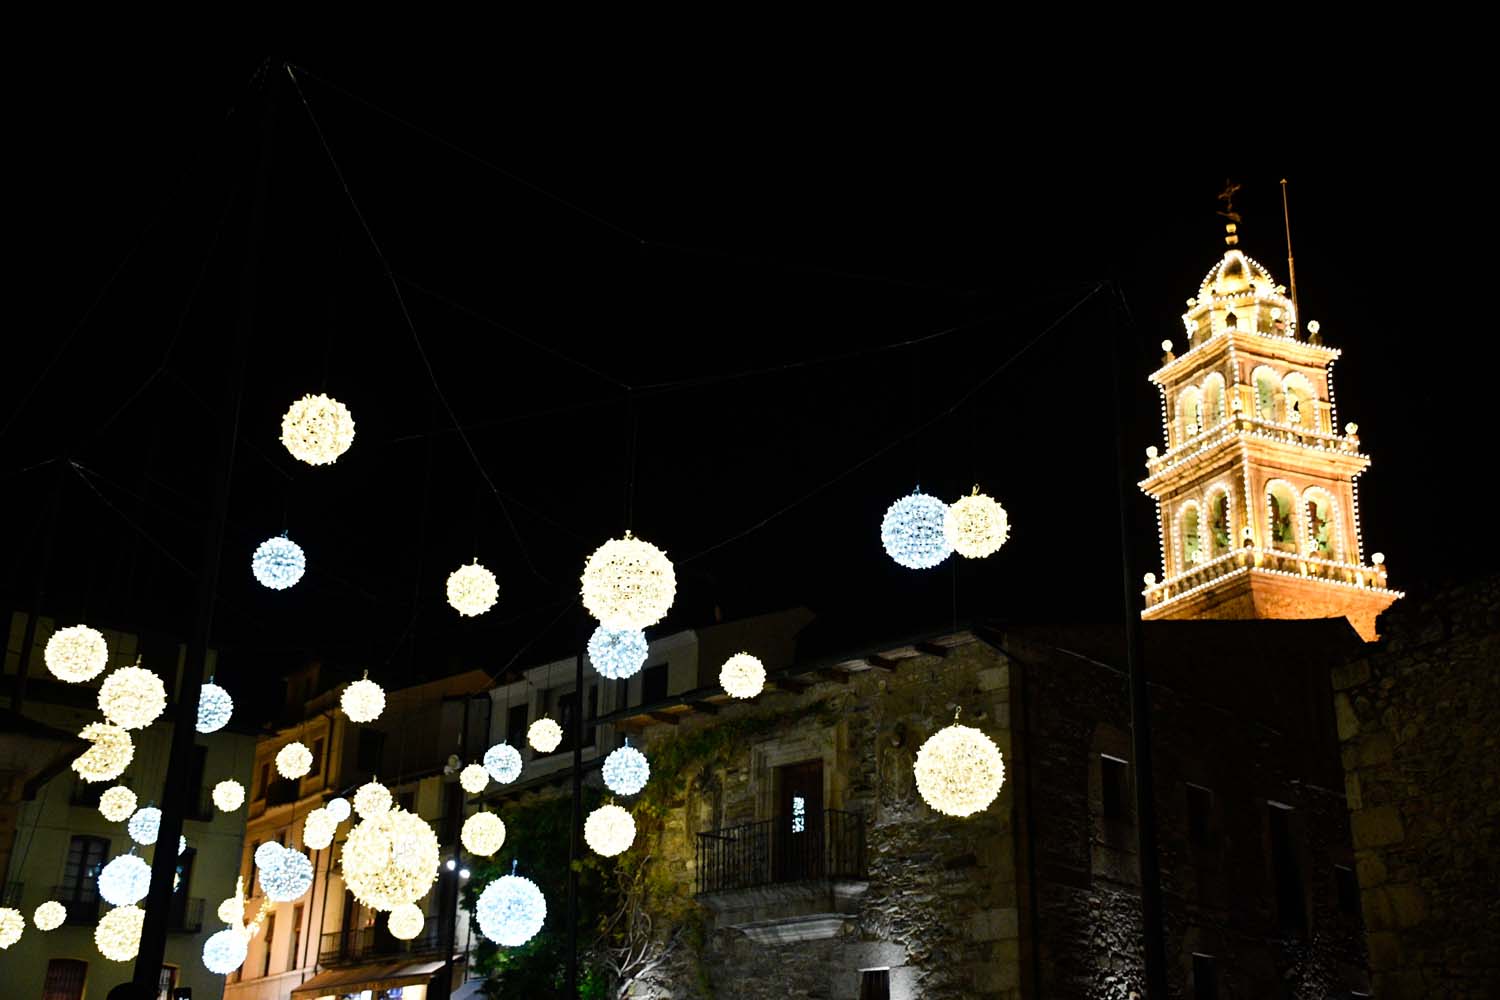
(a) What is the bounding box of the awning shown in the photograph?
[289,959,445,997]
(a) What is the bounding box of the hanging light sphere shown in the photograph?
[216,894,244,925]
[252,534,306,590]
[276,741,313,780]
[33,900,66,932]
[587,625,649,679]
[128,806,161,845]
[259,845,314,902]
[72,722,134,782]
[326,797,352,823]
[584,804,636,857]
[528,718,563,754]
[212,780,245,813]
[254,841,283,869]
[98,854,153,906]
[476,873,546,947]
[913,720,1006,818]
[202,927,249,975]
[196,682,234,734]
[459,764,488,795]
[95,905,145,961]
[280,392,356,466]
[98,665,168,731]
[446,561,499,617]
[483,743,522,784]
[602,744,650,796]
[99,785,137,822]
[580,532,677,630]
[388,903,425,941]
[341,808,441,912]
[303,808,337,851]
[945,489,1011,559]
[719,652,766,700]
[353,781,392,819]
[0,907,22,949]
[881,490,954,569]
[341,675,386,723]
[44,624,110,682]
[461,812,506,856]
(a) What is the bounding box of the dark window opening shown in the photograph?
[42,958,88,1000]
[1101,755,1129,820]
[1187,784,1214,846]
[247,839,260,887]
[396,790,415,814]
[255,762,271,801]
[310,738,325,778]
[1335,864,1360,918]
[262,913,276,976]
[642,662,669,704]
[1193,953,1218,1000]
[187,745,211,819]
[1269,804,1307,937]
[614,677,629,712]
[61,835,109,901]
[859,969,891,1000]
[357,729,386,776]
[507,702,529,748]
[291,904,304,972]
[557,685,599,751]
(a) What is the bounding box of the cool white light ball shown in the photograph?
[341,808,441,912]
[254,841,284,869]
[99,785,137,822]
[213,780,245,813]
[446,560,499,616]
[587,625,649,679]
[528,718,563,753]
[945,490,1011,559]
[281,392,356,466]
[584,804,636,857]
[353,781,392,819]
[388,903,425,941]
[341,675,386,723]
[98,854,152,906]
[44,625,109,682]
[202,927,249,974]
[303,808,337,851]
[602,744,650,796]
[72,723,134,782]
[326,797,352,822]
[98,665,168,730]
[197,682,234,733]
[881,490,954,569]
[33,900,66,932]
[276,741,313,780]
[128,807,161,846]
[459,764,488,794]
[259,847,314,902]
[483,743,522,784]
[719,653,765,700]
[461,812,506,856]
[913,721,1006,818]
[0,907,21,949]
[580,532,676,630]
[251,533,305,589]
[95,904,145,961]
[476,873,546,946]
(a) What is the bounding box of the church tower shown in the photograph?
[1138,197,1401,641]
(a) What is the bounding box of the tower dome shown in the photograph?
[1200,249,1274,298]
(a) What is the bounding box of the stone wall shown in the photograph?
[1333,573,1500,999]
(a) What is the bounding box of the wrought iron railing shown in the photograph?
[696,810,864,895]
[319,922,442,965]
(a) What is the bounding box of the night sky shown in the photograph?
[8,53,1487,724]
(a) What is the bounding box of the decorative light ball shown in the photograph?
[0,908,22,949]
[72,722,134,782]
[388,903,425,941]
[353,781,392,819]
[587,625,649,679]
[461,812,506,856]
[44,624,109,682]
[945,490,1011,559]
[128,806,161,846]
[259,846,314,902]
[528,718,563,753]
[880,490,954,569]
[584,804,636,857]
[1160,339,1174,352]
[303,808,337,851]
[913,720,1006,818]
[341,674,386,723]
[1270,306,1283,319]
[483,743,522,784]
[213,780,245,813]
[98,665,168,730]
[1307,320,1321,335]
[276,741,313,779]
[326,797,352,822]
[602,744,650,796]
[252,534,306,590]
[719,653,765,700]
[459,763,488,794]
[216,894,244,925]
[579,532,677,630]
[95,905,145,962]
[1144,573,1157,587]
[476,872,546,947]
[1346,422,1360,435]
[202,927,249,974]
[281,392,356,465]
[33,900,66,932]
[99,785,137,822]
[341,808,441,912]
[99,854,152,906]
[446,561,499,617]
[1146,445,1158,459]
[1371,551,1385,566]
[254,841,283,869]
[197,682,234,733]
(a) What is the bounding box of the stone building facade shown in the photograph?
[1332,573,1500,999]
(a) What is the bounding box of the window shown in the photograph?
[1180,503,1203,569]
[1269,803,1307,936]
[357,728,386,775]
[262,913,276,976]
[557,685,599,751]
[1101,755,1128,820]
[1186,784,1214,847]
[1283,372,1315,428]
[1208,490,1231,557]
[1192,954,1218,1000]
[256,762,271,801]
[187,745,210,819]
[1179,386,1205,440]
[860,969,891,1000]
[291,904,304,971]
[1335,864,1360,918]
[61,835,109,901]
[1267,482,1299,552]
[1303,489,1338,559]
[507,702,529,748]
[310,738,325,778]
[1254,368,1279,420]
[70,774,109,807]
[1203,373,1225,426]
[156,965,177,1000]
[614,677,630,712]
[642,662,669,704]
[42,958,87,1000]
[396,790,415,814]
[247,839,261,888]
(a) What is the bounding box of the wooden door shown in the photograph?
[775,759,824,881]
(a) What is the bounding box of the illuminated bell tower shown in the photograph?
[1137,205,1401,641]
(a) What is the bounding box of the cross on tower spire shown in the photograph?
[1216,179,1242,246]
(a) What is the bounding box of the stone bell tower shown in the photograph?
[1137,194,1400,641]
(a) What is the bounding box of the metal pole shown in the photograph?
[1109,284,1169,997]
[432,693,472,999]
[565,614,587,996]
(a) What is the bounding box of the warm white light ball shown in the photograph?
[95,904,145,961]
[44,625,109,682]
[341,675,386,723]
[353,781,392,819]
[281,392,356,466]
[259,846,314,902]
[913,722,1006,818]
[1371,551,1385,566]
[945,491,1011,559]
[528,718,563,753]
[99,785,137,822]
[202,927,249,974]
[580,532,676,630]
[216,894,244,925]
[602,744,649,796]
[0,908,22,949]
[446,561,499,616]
[252,534,306,590]
[476,873,546,947]
[483,743,522,784]
[719,653,765,699]
[881,490,954,569]
[587,625,649,679]
[197,682,234,733]
[128,806,161,845]
[99,854,152,906]
[459,763,488,794]
[276,741,313,779]
[303,808,337,851]
[388,903,425,941]
[584,804,636,857]
[98,665,167,730]
[341,808,441,912]
[326,797,352,822]
[461,812,506,856]
[72,723,134,782]
[33,900,66,932]
[213,780,245,812]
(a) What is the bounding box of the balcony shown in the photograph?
[318,923,443,966]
